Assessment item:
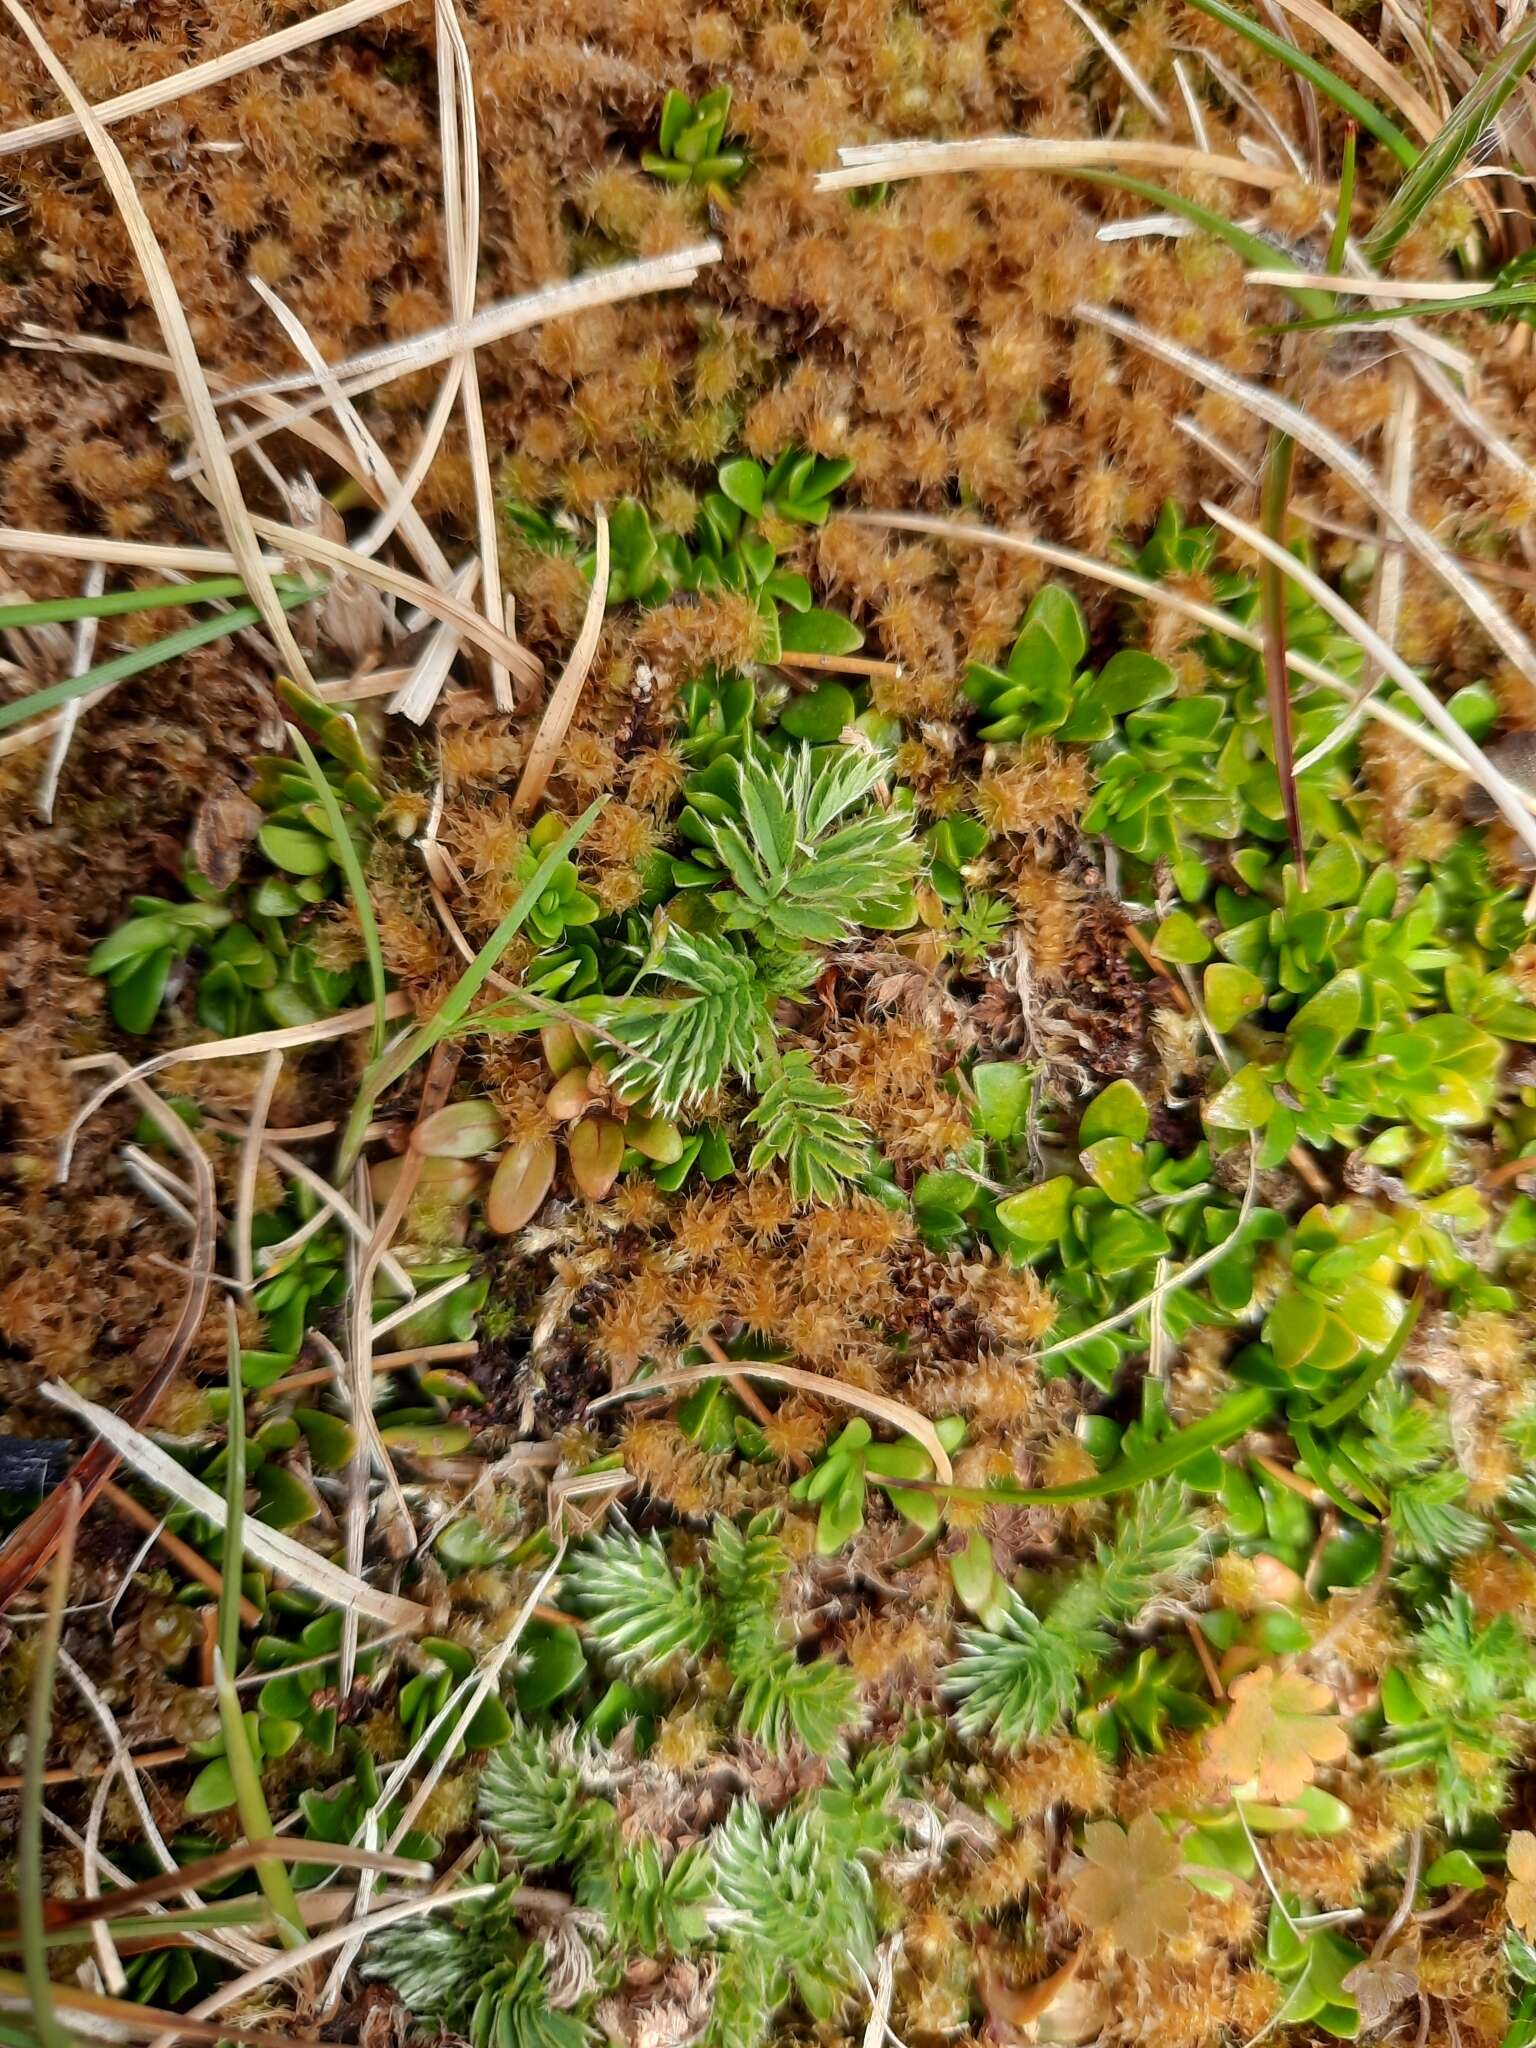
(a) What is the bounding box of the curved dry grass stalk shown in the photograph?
[1073,301,1536,695]
[39,1381,427,1629]
[1245,268,1490,298]
[1267,0,1440,138]
[36,562,103,820]
[435,0,513,710]
[590,1362,955,1482]
[0,0,406,157]
[846,510,1506,791]
[314,1546,567,2015]
[262,1142,415,1298]
[214,243,722,412]
[246,276,452,589]
[0,0,315,689]
[815,135,1296,193]
[234,1052,284,1292]
[58,1651,266,1974]
[1060,0,1169,125]
[1295,364,1418,774]
[514,509,610,812]
[60,997,411,1180]
[1202,496,1536,865]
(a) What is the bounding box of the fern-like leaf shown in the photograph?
[480,1721,606,1870]
[945,1589,1103,1748]
[604,927,782,1118]
[565,1528,715,1674]
[696,742,921,948]
[709,1513,859,1755]
[1061,1479,1206,1631]
[744,1053,873,1203]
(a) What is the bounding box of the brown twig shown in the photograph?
[775,650,904,678]
[1185,1616,1226,1700]
[253,1340,479,1401]
[699,1333,779,1430]
[0,1746,187,1793]
[100,1480,261,1629]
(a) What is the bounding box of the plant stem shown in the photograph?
[287,720,388,1062]
[1260,430,1306,880]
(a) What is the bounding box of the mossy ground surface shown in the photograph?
[6,4,1536,2048]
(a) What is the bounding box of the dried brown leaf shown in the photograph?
[1204,1666,1348,1802]
[1065,1813,1191,1959]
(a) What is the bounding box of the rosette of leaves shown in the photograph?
[184,1598,363,1814]
[398,1635,515,1759]
[789,1414,966,1553]
[565,1515,859,1755]
[242,1196,348,1390]
[531,1019,701,1204]
[86,881,235,1034]
[986,1079,1281,1387]
[669,738,920,945]
[515,814,602,948]
[293,1740,439,1886]
[363,1842,588,2048]
[945,1480,1205,1746]
[1377,1592,1536,1828]
[676,458,863,664]
[963,583,1178,751]
[642,84,746,193]
[88,694,383,1036]
[1261,1903,1367,2040]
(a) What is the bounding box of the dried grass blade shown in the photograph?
[36,561,103,822]
[38,1380,426,1628]
[1268,0,1440,137]
[589,1363,955,1481]
[435,0,513,709]
[1182,0,1418,166]
[1059,0,1169,124]
[0,0,316,686]
[1200,495,1536,866]
[1072,302,1536,695]
[60,997,411,1181]
[0,1968,352,2048]
[33,1843,431,1931]
[0,0,406,157]
[817,136,1294,191]
[19,1485,79,2048]
[514,510,609,812]
[216,244,722,408]
[1366,11,1536,261]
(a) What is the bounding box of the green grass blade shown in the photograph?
[19,1488,79,2048]
[215,1316,304,1947]
[1365,12,1536,263]
[1184,0,1418,169]
[334,797,607,1174]
[0,583,318,735]
[932,1386,1274,1505]
[287,720,388,1062]
[1271,282,1536,330]
[0,576,252,630]
[1327,123,1357,275]
[1070,170,1336,320]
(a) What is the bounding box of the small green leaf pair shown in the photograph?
[87,892,233,1034]
[643,85,747,192]
[790,1415,966,1554]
